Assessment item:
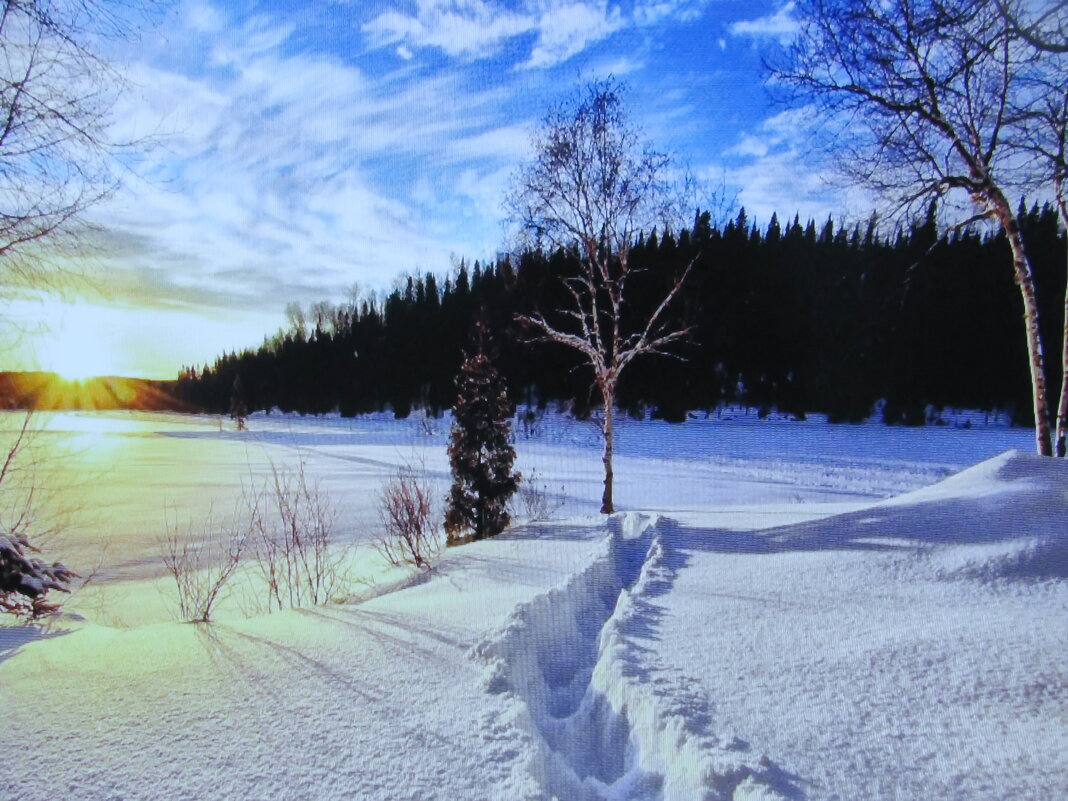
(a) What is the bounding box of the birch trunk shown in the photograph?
[991,193,1053,456]
[1056,266,1067,457]
[1056,197,1068,457]
[600,381,615,514]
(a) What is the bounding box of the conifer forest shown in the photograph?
[177,202,1066,427]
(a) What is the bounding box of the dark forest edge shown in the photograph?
[9,202,1064,428]
[183,202,1064,429]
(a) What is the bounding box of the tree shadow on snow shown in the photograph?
[667,490,1065,570]
[0,623,72,665]
[498,520,611,543]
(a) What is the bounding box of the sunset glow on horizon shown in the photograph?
[4,295,280,381]
[32,302,124,380]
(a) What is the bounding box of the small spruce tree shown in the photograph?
[445,326,519,542]
[1,533,76,619]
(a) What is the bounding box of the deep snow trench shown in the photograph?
[476,514,795,801]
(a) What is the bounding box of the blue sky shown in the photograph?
[11,0,868,379]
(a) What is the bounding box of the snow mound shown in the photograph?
[959,534,1068,581]
[475,514,794,801]
[761,450,1068,564]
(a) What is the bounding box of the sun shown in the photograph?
[33,302,126,381]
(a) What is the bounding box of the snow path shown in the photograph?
[477,514,800,801]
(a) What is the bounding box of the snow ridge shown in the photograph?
[475,514,794,801]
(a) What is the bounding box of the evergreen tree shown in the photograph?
[1,533,76,619]
[445,326,518,542]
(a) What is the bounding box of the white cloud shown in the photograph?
[632,0,706,26]
[727,135,769,159]
[730,2,798,42]
[92,8,527,332]
[587,55,646,78]
[209,15,295,67]
[362,0,712,68]
[523,2,624,69]
[362,1,533,60]
[185,3,225,33]
[720,107,874,225]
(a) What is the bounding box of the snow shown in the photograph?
[0,410,1064,800]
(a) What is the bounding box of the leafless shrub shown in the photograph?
[247,460,346,611]
[514,468,565,522]
[376,468,439,569]
[159,506,247,624]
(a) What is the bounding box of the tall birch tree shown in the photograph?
[999,0,1068,455]
[773,0,1055,455]
[507,82,694,513]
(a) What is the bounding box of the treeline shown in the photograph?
[176,203,1066,426]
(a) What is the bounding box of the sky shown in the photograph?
[4,0,863,380]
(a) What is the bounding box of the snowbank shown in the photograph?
[656,450,1068,801]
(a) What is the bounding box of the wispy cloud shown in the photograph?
[362,0,713,69]
[362,0,534,61]
[95,8,525,332]
[523,2,624,68]
[721,108,873,225]
[729,2,798,42]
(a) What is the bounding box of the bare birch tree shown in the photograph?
[772,0,1056,455]
[999,1,1068,455]
[507,82,694,513]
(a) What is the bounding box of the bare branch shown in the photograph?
[997,0,1068,53]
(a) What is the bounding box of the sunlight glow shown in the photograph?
[33,302,127,381]
[3,294,278,382]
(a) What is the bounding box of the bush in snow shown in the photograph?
[0,413,76,619]
[247,460,347,610]
[159,506,248,623]
[0,532,76,619]
[513,467,565,522]
[445,326,519,543]
[376,468,439,569]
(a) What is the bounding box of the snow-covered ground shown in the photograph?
[0,410,1063,800]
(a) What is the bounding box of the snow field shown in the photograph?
[1,518,617,800]
[0,412,1063,800]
